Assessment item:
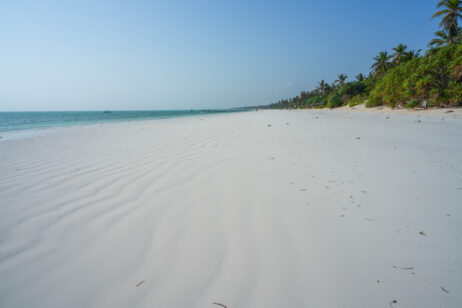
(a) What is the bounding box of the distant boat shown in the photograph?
[102,111,111,114]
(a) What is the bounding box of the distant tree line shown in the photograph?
[268,0,462,110]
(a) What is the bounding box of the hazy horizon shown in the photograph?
[1,0,439,111]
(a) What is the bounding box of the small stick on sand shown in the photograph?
[136,280,145,287]
[213,302,228,308]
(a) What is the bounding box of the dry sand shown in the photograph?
[0,110,461,307]
[336,103,462,116]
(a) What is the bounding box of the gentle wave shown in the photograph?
[0,110,247,132]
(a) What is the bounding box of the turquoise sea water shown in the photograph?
[0,110,245,132]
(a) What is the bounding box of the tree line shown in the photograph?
[268,0,462,110]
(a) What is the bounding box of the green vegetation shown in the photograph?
[268,0,462,110]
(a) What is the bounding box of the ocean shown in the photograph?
[0,110,246,133]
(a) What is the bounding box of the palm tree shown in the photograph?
[335,74,348,87]
[355,73,365,82]
[317,80,328,96]
[428,28,462,47]
[403,49,422,61]
[325,83,333,95]
[429,30,452,47]
[392,44,408,65]
[371,51,392,76]
[432,0,462,38]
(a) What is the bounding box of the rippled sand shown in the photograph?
[1,110,461,307]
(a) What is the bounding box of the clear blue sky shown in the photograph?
[0,0,441,111]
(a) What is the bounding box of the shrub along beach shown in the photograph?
[268,0,462,110]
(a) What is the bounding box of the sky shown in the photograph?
[0,0,442,111]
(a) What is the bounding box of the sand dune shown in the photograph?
[1,110,461,307]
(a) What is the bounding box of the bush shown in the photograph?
[366,92,383,107]
[304,95,326,107]
[338,81,367,99]
[448,80,462,105]
[347,94,366,107]
[327,92,343,108]
[405,98,420,109]
[370,44,462,108]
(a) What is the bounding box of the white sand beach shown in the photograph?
[336,104,462,116]
[1,110,461,308]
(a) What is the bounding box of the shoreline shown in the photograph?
[0,109,251,139]
[0,110,252,142]
[2,105,460,143]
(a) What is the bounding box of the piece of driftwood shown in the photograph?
[440,286,450,294]
[213,302,228,308]
[136,280,145,287]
